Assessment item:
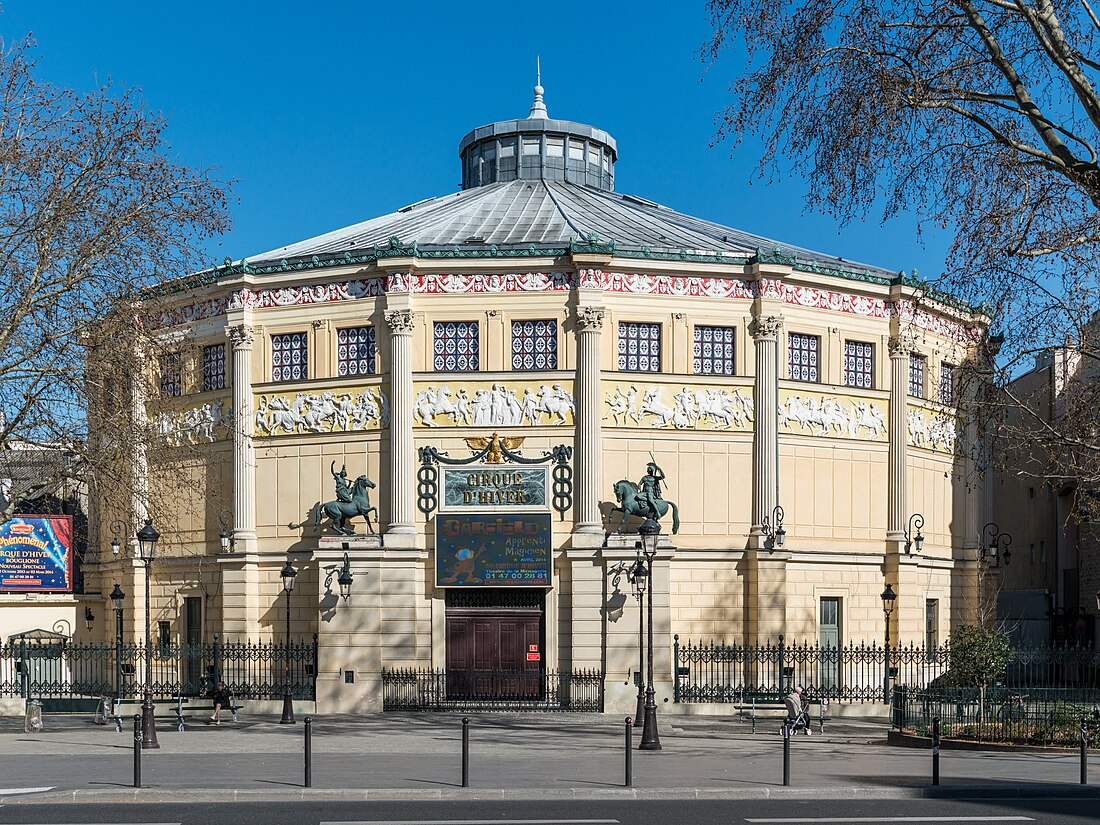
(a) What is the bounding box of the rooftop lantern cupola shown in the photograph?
[459,65,617,192]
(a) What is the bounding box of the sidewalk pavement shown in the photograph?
[1,711,1098,804]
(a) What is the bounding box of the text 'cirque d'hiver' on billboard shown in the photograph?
[0,515,73,592]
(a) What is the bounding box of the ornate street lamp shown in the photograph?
[638,517,662,751]
[981,522,1012,566]
[628,552,648,729]
[135,518,160,749]
[279,560,298,725]
[904,513,925,555]
[336,553,354,602]
[881,583,896,705]
[110,583,125,701]
[761,504,786,552]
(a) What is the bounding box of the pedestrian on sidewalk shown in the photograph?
[784,685,811,735]
[210,681,234,725]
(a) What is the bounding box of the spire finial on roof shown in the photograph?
[528,56,548,119]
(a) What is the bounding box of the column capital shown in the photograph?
[227,323,255,351]
[575,306,606,332]
[384,308,415,335]
[889,329,919,358]
[749,314,783,341]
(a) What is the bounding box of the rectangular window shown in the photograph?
[434,321,479,372]
[159,353,181,398]
[202,344,226,392]
[337,326,377,376]
[909,354,925,397]
[788,333,820,382]
[271,332,308,382]
[568,139,585,160]
[546,136,564,157]
[693,325,736,375]
[939,363,955,405]
[843,341,873,389]
[522,137,540,155]
[925,599,939,660]
[511,320,557,370]
[618,322,661,372]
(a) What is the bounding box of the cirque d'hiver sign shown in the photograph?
[0,516,73,592]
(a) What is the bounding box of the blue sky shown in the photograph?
[4,1,950,278]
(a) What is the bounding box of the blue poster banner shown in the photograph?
[436,513,552,587]
[0,516,73,592]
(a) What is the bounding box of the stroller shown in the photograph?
[783,690,812,735]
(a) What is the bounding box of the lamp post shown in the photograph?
[981,522,1012,566]
[638,518,662,751]
[881,583,896,705]
[110,583,125,701]
[135,519,160,749]
[761,504,786,552]
[629,552,648,729]
[280,560,298,725]
[904,513,925,555]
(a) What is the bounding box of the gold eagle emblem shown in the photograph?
[464,432,525,464]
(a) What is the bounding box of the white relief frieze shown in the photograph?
[254,388,390,436]
[907,408,960,453]
[604,384,754,430]
[778,394,887,440]
[153,400,230,446]
[413,382,575,428]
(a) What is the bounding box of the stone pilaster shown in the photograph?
[572,304,606,547]
[384,307,416,546]
[887,330,916,543]
[227,324,257,550]
[749,314,783,540]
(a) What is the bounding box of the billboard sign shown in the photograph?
[436,513,552,587]
[440,466,549,512]
[0,516,73,592]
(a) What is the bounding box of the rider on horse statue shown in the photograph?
[634,462,666,519]
[332,462,353,503]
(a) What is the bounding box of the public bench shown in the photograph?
[101,695,243,732]
[737,691,829,734]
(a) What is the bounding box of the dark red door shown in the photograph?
[446,608,543,699]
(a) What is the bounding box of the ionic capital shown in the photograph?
[749,315,783,341]
[575,306,606,332]
[227,323,255,351]
[384,308,415,335]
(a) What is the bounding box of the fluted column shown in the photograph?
[887,331,915,541]
[384,308,416,541]
[573,305,606,544]
[750,315,783,536]
[228,324,257,547]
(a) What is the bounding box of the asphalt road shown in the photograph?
[1,799,1100,825]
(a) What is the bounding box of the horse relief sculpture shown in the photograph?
[414,383,575,427]
[607,462,681,534]
[778,395,887,440]
[314,461,379,536]
[255,388,390,435]
[153,401,229,446]
[907,409,959,453]
[604,385,754,430]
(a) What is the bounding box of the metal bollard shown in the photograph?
[782,721,791,786]
[304,716,312,788]
[625,717,633,787]
[931,716,941,786]
[461,717,470,788]
[133,714,142,788]
[1081,716,1088,786]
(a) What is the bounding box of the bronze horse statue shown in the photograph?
[608,479,680,534]
[314,474,378,536]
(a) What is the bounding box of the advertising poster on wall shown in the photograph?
[436,513,552,587]
[0,515,73,592]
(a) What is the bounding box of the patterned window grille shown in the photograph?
[788,333,819,382]
[693,325,735,375]
[434,321,479,372]
[909,354,925,398]
[338,326,377,376]
[618,322,661,372]
[843,341,873,389]
[202,344,226,392]
[940,363,955,405]
[272,332,308,382]
[511,320,557,370]
[159,353,181,398]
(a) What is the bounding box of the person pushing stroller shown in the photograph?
[784,685,812,735]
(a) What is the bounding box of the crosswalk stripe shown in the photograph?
[0,787,54,795]
[321,820,620,825]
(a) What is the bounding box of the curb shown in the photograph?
[5,784,1100,804]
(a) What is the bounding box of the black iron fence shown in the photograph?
[0,634,318,701]
[893,686,1100,746]
[674,636,1100,704]
[382,668,603,712]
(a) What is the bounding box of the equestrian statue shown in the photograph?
[608,461,680,534]
[314,461,378,536]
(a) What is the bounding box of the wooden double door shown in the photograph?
[445,601,544,699]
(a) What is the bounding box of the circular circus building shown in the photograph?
[86,85,987,714]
